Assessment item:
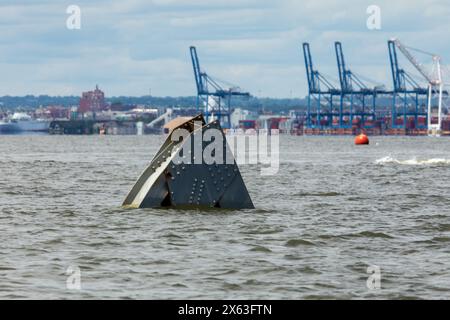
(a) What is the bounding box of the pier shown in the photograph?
[49,120,143,135]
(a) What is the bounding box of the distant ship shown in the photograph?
[0,113,50,133]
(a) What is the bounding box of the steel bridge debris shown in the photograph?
[123,115,254,209]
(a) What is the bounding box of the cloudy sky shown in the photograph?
[0,0,448,97]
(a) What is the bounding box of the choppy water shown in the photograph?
[1,135,450,299]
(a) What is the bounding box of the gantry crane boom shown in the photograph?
[190,46,207,95]
[391,38,441,86]
[335,41,354,93]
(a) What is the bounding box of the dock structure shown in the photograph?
[49,120,140,135]
[302,40,449,135]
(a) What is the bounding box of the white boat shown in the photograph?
[0,113,50,133]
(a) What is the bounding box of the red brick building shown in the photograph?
[79,85,106,114]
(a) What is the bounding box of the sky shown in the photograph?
[0,0,449,98]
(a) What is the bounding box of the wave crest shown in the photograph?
[375,156,450,166]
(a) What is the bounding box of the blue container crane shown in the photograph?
[388,40,443,130]
[335,41,391,129]
[302,42,341,128]
[190,46,250,128]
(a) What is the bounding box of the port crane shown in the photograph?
[335,41,390,129]
[190,46,250,128]
[388,40,429,129]
[302,42,341,128]
[390,38,447,134]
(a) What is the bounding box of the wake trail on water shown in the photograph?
[375,156,450,166]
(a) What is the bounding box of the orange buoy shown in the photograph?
[355,133,369,145]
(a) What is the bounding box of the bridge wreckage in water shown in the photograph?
[123,115,254,209]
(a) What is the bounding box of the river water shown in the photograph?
[0,135,449,299]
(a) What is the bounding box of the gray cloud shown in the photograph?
[0,0,448,97]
